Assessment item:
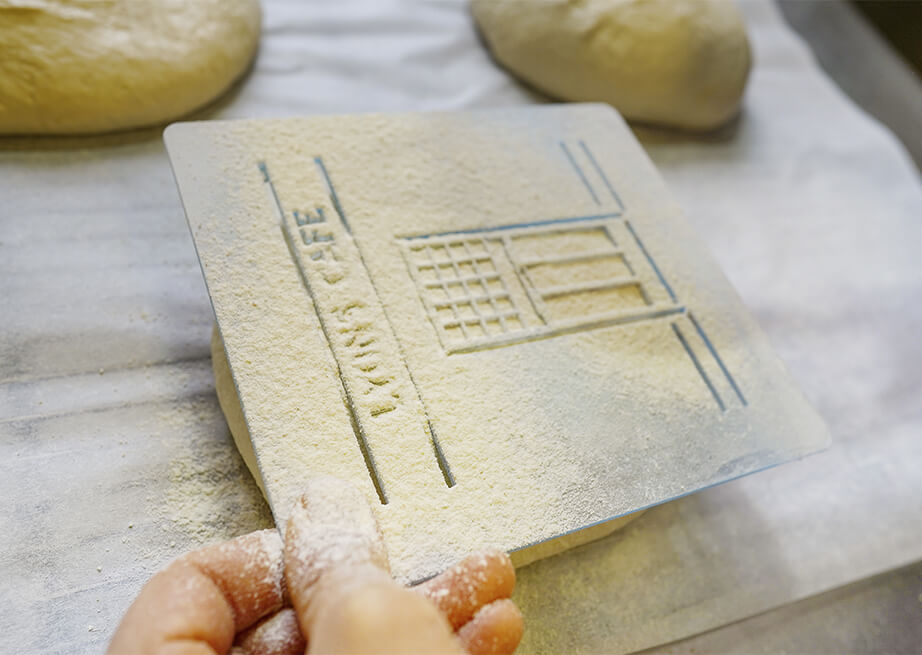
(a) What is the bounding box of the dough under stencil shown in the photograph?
[165,107,827,582]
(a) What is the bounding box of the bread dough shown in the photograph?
[0,0,260,135]
[172,107,828,581]
[212,325,266,497]
[508,512,642,568]
[471,0,751,130]
[211,326,642,567]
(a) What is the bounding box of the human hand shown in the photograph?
[108,477,523,655]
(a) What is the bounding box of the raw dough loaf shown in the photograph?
[212,325,266,498]
[0,0,260,135]
[471,0,751,130]
[211,327,642,567]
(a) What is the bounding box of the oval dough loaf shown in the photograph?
[471,0,751,130]
[211,327,642,566]
[0,0,260,134]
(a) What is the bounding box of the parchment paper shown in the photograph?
[1,1,919,653]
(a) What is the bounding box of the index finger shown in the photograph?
[108,529,286,655]
[414,549,516,629]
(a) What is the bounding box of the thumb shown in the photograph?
[283,476,391,632]
[283,477,465,655]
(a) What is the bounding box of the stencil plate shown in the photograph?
[165,105,829,582]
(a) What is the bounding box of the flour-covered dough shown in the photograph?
[211,327,642,566]
[0,0,260,134]
[212,326,266,498]
[472,0,751,130]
